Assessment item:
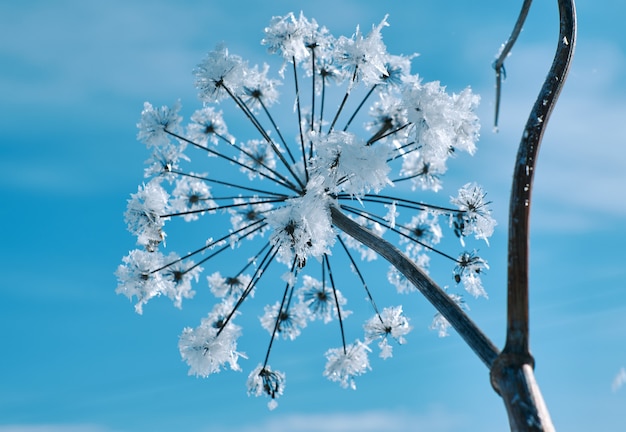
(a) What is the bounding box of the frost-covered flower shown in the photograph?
[170,174,216,221]
[207,271,252,299]
[298,275,350,323]
[311,131,392,195]
[265,186,335,267]
[194,44,246,103]
[115,249,167,314]
[161,252,200,308]
[119,12,495,407]
[241,63,281,110]
[260,301,308,341]
[143,143,188,181]
[324,340,372,389]
[263,12,318,69]
[124,180,169,251]
[137,101,182,147]
[451,182,496,245]
[454,251,489,298]
[364,306,411,359]
[187,107,233,146]
[237,139,277,180]
[178,301,245,376]
[335,16,390,86]
[247,364,286,410]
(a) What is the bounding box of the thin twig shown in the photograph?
[493,0,533,129]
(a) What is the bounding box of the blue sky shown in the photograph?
[1,0,625,431]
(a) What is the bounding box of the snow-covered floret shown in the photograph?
[364,306,411,359]
[454,251,489,298]
[170,174,216,221]
[266,186,334,267]
[160,251,200,308]
[450,88,481,154]
[115,249,167,314]
[451,182,496,244]
[207,271,252,299]
[367,92,409,144]
[263,12,318,70]
[247,364,286,410]
[311,131,392,195]
[228,197,273,240]
[241,63,281,110]
[124,179,169,251]
[144,143,188,182]
[137,101,182,147]
[400,211,442,252]
[194,44,246,103]
[260,301,308,341]
[297,275,351,323]
[324,340,372,389]
[178,301,245,376]
[336,16,390,86]
[187,106,233,146]
[237,139,277,180]
[403,81,480,160]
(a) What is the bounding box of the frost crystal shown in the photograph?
[119,11,494,407]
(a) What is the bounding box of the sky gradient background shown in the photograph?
[1,0,625,431]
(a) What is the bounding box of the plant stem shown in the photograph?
[330,206,499,368]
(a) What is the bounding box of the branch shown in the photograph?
[330,206,500,369]
[493,0,532,128]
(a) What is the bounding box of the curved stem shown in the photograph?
[504,0,576,358]
[490,1,576,430]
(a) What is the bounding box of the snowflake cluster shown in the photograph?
[116,12,495,408]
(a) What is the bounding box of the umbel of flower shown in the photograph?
[116,11,496,409]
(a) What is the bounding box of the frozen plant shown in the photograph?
[116,12,496,409]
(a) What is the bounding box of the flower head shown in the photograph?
[137,101,182,147]
[364,306,412,358]
[119,12,494,407]
[124,180,169,251]
[178,301,245,376]
[247,364,286,410]
[323,340,372,390]
[194,44,246,103]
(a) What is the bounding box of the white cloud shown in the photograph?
[612,367,626,393]
[208,408,464,432]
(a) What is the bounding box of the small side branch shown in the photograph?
[493,0,533,128]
